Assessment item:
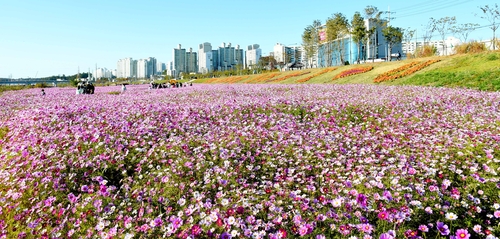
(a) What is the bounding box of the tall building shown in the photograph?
[273,43,286,63]
[172,44,186,78]
[316,19,403,66]
[94,67,112,79]
[235,45,244,69]
[198,42,213,74]
[246,44,262,69]
[273,43,303,69]
[146,57,157,78]
[137,59,148,79]
[156,61,166,75]
[218,42,235,71]
[167,61,174,77]
[116,57,135,78]
[186,48,198,74]
[402,36,460,56]
[211,50,219,72]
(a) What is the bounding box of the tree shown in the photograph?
[382,26,403,61]
[476,4,500,50]
[258,56,277,71]
[302,20,321,68]
[451,23,480,43]
[403,28,416,58]
[351,12,366,63]
[326,12,350,66]
[422,18,437,46]
[433,16,457,55]
[364,5,384,62]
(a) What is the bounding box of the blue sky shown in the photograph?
[0,0,496,78]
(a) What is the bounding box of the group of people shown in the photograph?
[149,81,192,89]
[76,82,95,95]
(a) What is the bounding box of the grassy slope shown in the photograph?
[194,51,500,91]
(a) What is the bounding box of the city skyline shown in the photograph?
[1,0,497,78]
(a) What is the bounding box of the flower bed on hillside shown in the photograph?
[246,72,281,83]
[268,71,311,83]
[332,66,374,80]
[205,76,247,84]
[296,67,337,83]
[374,60,441,83]
[1,84,500,238]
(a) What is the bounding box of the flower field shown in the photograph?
[1,84,500,239]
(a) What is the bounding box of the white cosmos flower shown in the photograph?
[445,212,458,220]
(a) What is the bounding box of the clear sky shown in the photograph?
[0,0,497,78]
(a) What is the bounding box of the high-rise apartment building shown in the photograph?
[146,57,157,78]
[211,50,219,72]
[246,44,262,69]
[137,59,148,79]
[172,44,186,78]
[186,48,198,74]
[198,42,213,74]
[94,67,113,79]
[116,57,135,78]
[218,42,235,71]
[235,45,244,69]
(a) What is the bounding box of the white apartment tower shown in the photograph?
[198,42,213,74]
[137,59,148,79]
[116,57,135,78]
[246,44,262,69]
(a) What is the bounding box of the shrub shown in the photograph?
[411,45,437,58]
[455,41,487,54]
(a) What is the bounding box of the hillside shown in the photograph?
[194,51,500,91]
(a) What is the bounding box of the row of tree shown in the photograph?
[301,4,500,67]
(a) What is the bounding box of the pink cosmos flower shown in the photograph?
[455,229,470,239]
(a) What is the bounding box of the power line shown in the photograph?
[395,0,473,19]
[406,23,495,42]
[394,0,457,13]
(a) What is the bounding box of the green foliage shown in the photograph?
[382,26,403,60]
[326,12,350,66]
[0,126,8,141]
[34,82,48,88]
[351,12,366,62]
[0,85,31,94]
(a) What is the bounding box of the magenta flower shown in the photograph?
[378,211,389,221]
[356,193,368,208]
[455,229,470,239]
